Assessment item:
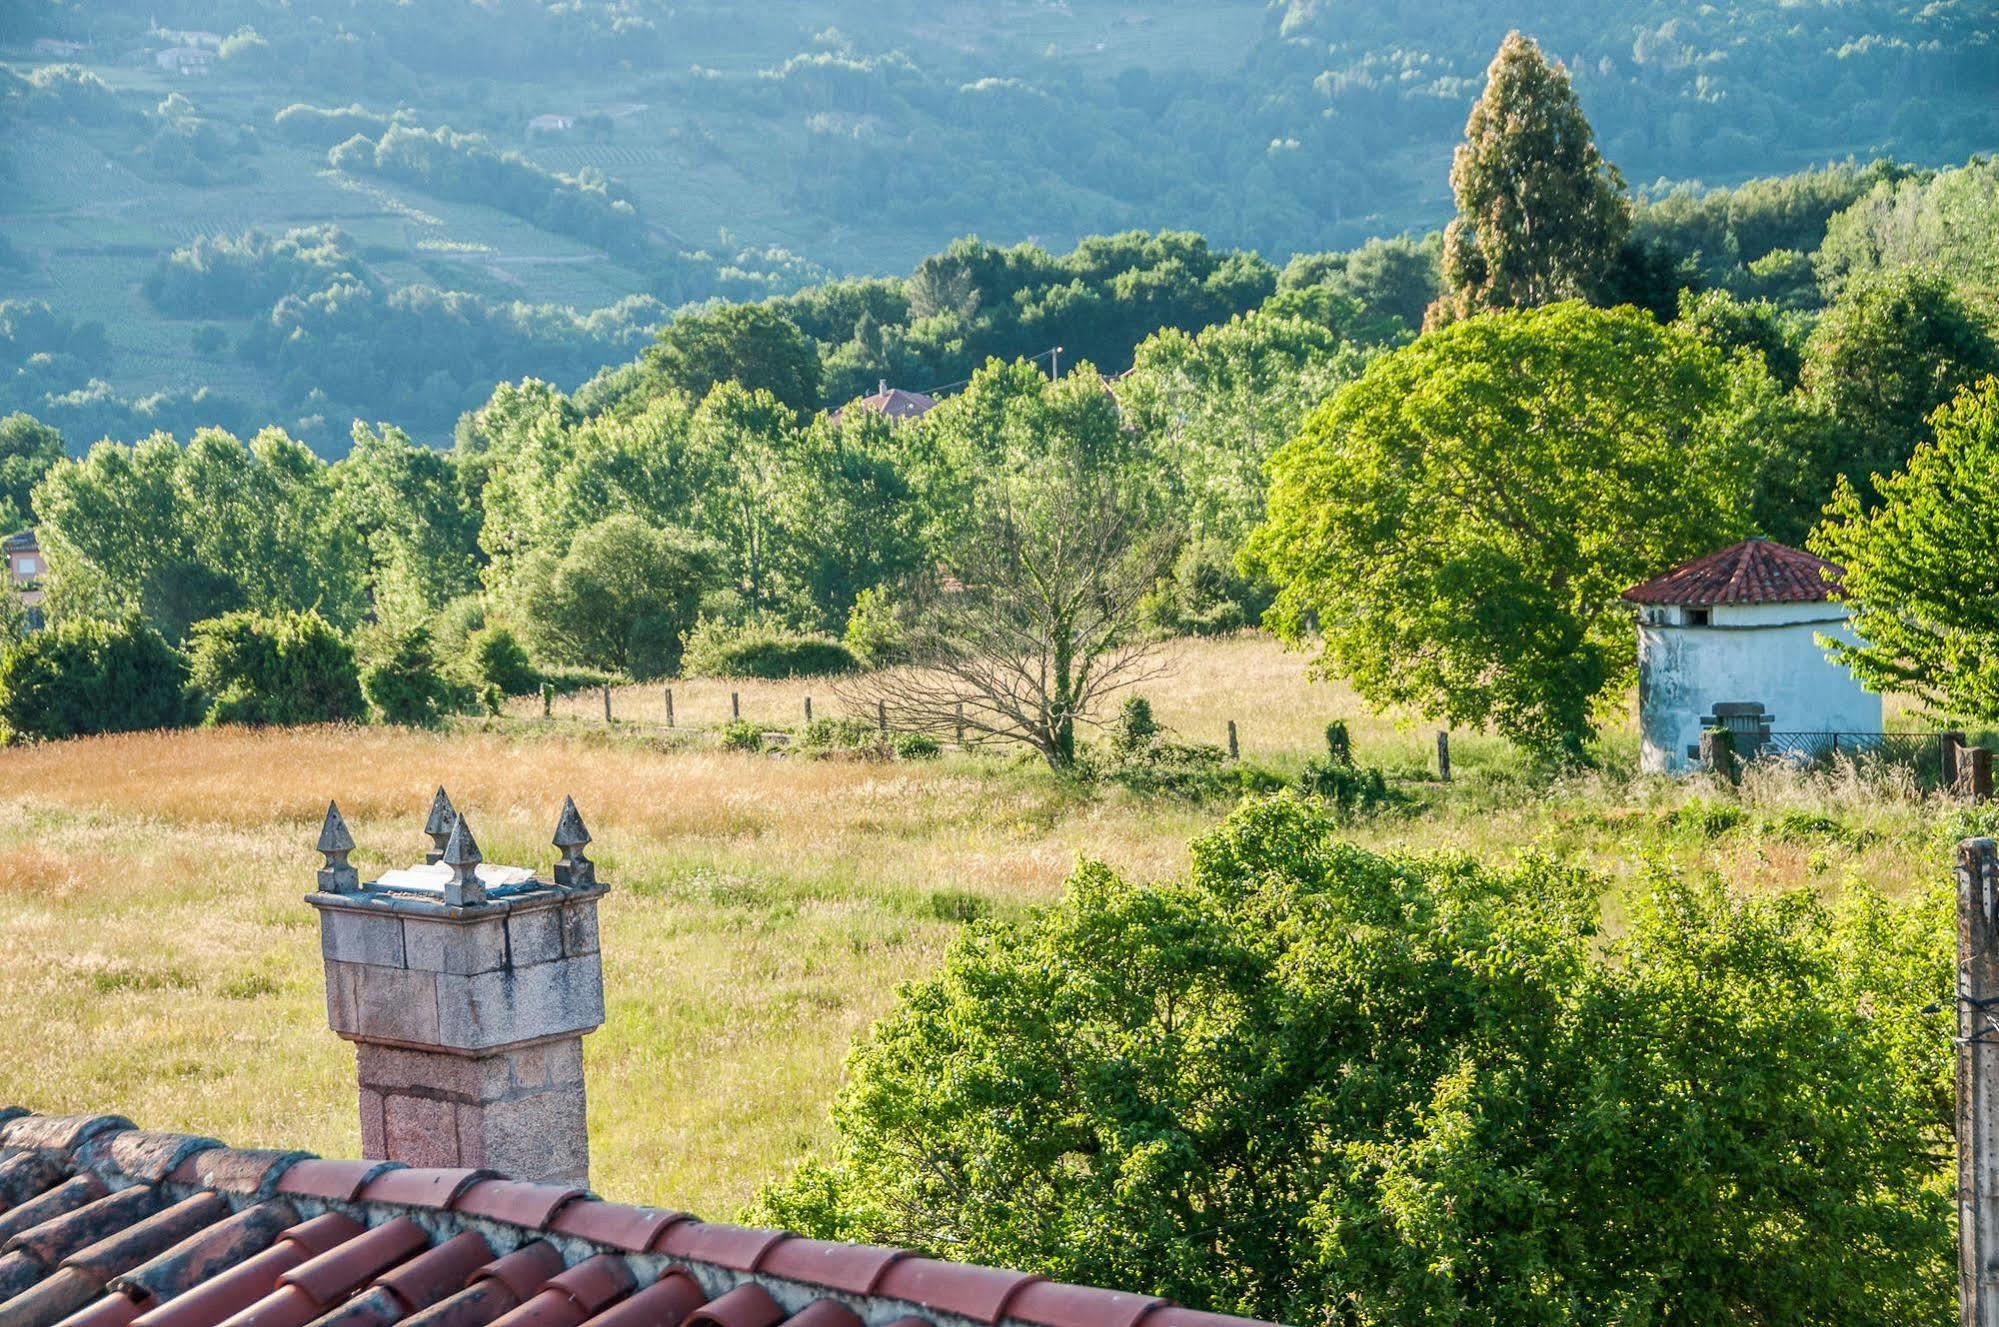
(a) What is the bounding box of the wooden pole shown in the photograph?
[1226,720,1239,761]
[1957,837,1999,1327]
[602,683,612,723]
[955,702,965,745]
[1437,731,1452,783]
[541,682,553,718]
[664,687,674,728]
[877,699,888,735]
[805,696,813,723]
[731,691,740,721]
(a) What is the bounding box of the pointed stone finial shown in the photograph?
[423,786,456,864]
[316,801,358,894]
[440,813,486,907]
[551,796,595,888]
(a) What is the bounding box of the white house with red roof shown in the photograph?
[1622,537,1879,774]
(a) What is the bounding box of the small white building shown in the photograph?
[1624,538,1880,774]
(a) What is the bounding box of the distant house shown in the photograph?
[148,21,223,49]
[527,113,576,135]
[32,38,88,57]
[830,381,938,425]
[1623,537,1878,774]
[5,531,45,630]
[155,45,216,74]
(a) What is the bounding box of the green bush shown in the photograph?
[1295,720,1396,813]
[1139,537,1274,637]
[465,625,539,696]
[360,624,462,726]
[682,616,859,679]
[186,609,364,726]
[756,795,1952,1325]
[893,731,942,760]
[0,615,192,742]
[843,586,905,667]
[517,517,713,679]
[1667,796,1749,838]
[718,719,764,752]
[1110,695,1162,761]
[797,716,883,755]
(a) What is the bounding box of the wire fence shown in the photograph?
[1751,730,1956,780]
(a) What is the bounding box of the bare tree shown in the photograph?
[850,444,1175,769]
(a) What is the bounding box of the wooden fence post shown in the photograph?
[955,702,965,745]
[664,687,674,728]
[805,696,813,723]
[1956,836,1999,1327]
[602,683,612,723]
[877,699,889,735]
[731,692,740,721]
[1437,731,1452,783]
[541,682,553,718]
[1227,720,1239,761]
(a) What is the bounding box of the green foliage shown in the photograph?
[0,615,191,742]
[645,305,821,415]
[1816,159,1999,308]
[1295,720,1396,813]
[1250,302,1755,759]
[335,423,480,625]
[516,516,715,680]
[1109,695,1162,762]
[1798,270,1999,507]
[891,731,941,760]
[1429,33,1630,327]
[32,427,366,642]
[718,718,764,752]
[464,626,539,696]
[841,586,904,668]
[1811,378,1999,721]
[185,609,364,727]
[1139,537,1272,637]
[797,716,882,756]
[0,412,64,533]
[359,624,459,726]
[757,795,1951,1325]
[680,616,858,680]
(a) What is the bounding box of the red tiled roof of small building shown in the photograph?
[830,390,937,426]
[1621,538,1843,607]
[0,1113,1279,1327]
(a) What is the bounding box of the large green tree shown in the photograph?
[1798,270,1999,507]
[1810,377,1999,720]
[1247,302,1754,759]
[757,795,1950,1326]
[335,423,481,625]
[644,303,821,415]
[0,412,64,533]
[1427,32,1630,329]
[515,514,715,678]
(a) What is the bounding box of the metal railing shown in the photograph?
[1752,730,1952,774]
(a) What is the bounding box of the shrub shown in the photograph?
[1295,720,1396,813]
[465,625,539,696]
[893,731,942,760]
[1140,537,1274,637]
[797,716,883,756]
[843,586,905,667]
[0,615,192,742]
[755,795,1952,1325]
[1667,796,1748,837]
[718,719,764,752]
[681,616,859,679]
[360,624,460,726]
[1110,695,1162,761]
[186,610,364,726]
[517,517,713,679]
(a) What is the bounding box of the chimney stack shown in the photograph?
[307,793,608,1186]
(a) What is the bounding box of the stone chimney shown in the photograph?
[307,791,608,1186]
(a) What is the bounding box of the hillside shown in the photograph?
[0,0,1993,453]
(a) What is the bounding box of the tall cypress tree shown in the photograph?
[1426,32,1630,329]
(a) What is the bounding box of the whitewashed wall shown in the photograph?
[1635,603,1881,773]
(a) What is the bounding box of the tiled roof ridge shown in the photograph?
[0,1112,1277,1327]
[1621,537,1843,607]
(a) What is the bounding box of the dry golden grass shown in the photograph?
[0,634,1958,1217]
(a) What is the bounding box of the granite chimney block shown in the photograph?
[308,795,609,1187]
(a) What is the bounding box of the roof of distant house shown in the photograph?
[1622,538,1842,607]
[3,531,37,555]
[832,387,937,425]
[0,1111,1272,1327]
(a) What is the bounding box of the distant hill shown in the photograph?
[0,0,1992,451]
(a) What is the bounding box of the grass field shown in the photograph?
[0,634,1968,1216]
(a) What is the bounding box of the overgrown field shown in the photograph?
[0,634,1972,1215]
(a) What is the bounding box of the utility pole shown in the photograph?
[1958,836,1999,1327]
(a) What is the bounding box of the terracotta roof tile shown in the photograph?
[0,1114,1282,1327]
[1622,538,1842,606]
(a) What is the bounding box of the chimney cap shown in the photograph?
[424,786,457,838]
[442,814,482,869]
[316,801,355,855]
[552,796,591,850]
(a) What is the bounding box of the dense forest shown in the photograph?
[0,0,1992,451]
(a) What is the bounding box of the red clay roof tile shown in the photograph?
[0,1121,134,1157]
[873,1261,1041,1325]
[372,1233,492,1316]
[166,1153,307,1202]
[570,1273,703,1327]
[0,1179,111,1247]
[356,1174,492,1213]
[403,1276,527,1327]
[539,1257,633,1315]
[451,1184,584,1232]
[109,1202,299,1310]
[127,1215,361,1327]
[60,1193,228,1286]
[679,1285,780,1327]
[274,1164,400,1205]
[467,1246,564,1306]
[275,1217,427,1308]
[84,1137,220,1188]
[0,1159,70,1214]
[7,1184,156,1267]
[50,1287,142,1327]
[754,1240,906,1296]
[1622,538,1842,606]
[5,1262,108,1327]
[776,1305,860,1327]
[545,1207,686,1256]
[649,1225,787,1273]
[1007,1283,1167,1327]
